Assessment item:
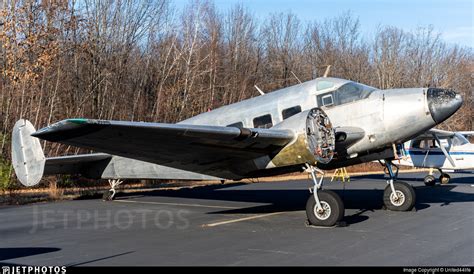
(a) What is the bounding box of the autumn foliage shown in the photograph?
[0,0,472,187]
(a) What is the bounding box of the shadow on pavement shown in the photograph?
[0,247,61,261]
[118,182,473,215]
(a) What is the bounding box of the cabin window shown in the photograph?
[321,94,334,107]
[253,114,273,129]
[282,106,302,120]
[227,122,243,128]
[412,139,437,149]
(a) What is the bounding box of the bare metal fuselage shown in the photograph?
[181,77,439,175]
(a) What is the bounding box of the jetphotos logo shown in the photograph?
[1,266,66,274]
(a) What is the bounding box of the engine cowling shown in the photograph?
[271,108,335,167]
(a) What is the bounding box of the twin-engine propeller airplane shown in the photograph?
[395,129,474,186]
[11,77,463,226]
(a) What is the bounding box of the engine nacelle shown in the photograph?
[271,108,335,167]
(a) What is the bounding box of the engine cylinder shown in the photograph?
[306,108,335,164]
[271,108,335,167]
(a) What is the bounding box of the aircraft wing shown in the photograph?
[458,131,474,137]
[31,119,295,179]
[414,128,455,139]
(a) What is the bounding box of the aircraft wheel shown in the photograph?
[383,181,415,211]
[102,190,115,201]
[424,175,436,186]
[439,173,450,185]
[306,190,344,227]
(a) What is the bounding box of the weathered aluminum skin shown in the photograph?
[11,119,45,186]
[43,153,221,181]
[182,78,451,168]
[12,76,463,186]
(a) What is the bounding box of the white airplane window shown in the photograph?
[253,114,273,129]
[321,94,334,106]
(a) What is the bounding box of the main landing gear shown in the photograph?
[382,160,416,211]
[304,164,344,227]
[424,168,450,186]
[305,160,417,227]
[102,179,124,201]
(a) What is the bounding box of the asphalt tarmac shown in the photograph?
[1,172,473,266]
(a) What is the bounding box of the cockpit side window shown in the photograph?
[321,94,334,106]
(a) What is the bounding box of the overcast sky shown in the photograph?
[173,0,473,48]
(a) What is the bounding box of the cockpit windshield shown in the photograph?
[336,82,376,105]
[316,80,377,108]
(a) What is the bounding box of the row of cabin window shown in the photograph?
[227,105,302,129]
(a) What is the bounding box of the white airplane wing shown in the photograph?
[458,131,474,137]
[417,128,455,138]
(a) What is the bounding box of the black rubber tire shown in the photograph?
[424,175,436,186]
[306,190,344,227]
[439,173,450,185]
[383,181,416,211]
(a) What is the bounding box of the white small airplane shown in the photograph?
[395,129,474,186]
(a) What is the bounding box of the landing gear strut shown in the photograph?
[305,164,344,227]
[102,179,123,201]
[382,160,416,211]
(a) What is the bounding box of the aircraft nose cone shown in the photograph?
[427,88,463,124]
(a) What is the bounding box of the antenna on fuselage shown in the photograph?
[254,85,265,96]
[323,65,331,77]
[290,71,302,84]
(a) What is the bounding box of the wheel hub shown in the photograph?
[314,201,331,220]
[390,190,405,206]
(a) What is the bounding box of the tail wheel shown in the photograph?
[102,190,115,201]
[306,190,344,227]
[383,181,416,211]
[439,173,450,185]
[424,175,436,186]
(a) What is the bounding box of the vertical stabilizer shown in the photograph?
[11,119,45,186]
